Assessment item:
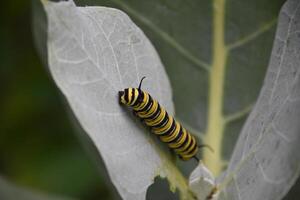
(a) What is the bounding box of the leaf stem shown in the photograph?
[202,0,227,176]
[153,142,196,200]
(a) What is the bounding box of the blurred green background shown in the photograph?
[0,0,114,199]
[0,0,299,200]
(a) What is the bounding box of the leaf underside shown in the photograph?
[219,0,300,199]
[41,0,196,199]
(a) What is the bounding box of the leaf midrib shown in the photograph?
[202,0,227,176]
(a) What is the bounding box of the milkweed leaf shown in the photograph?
[41,0,194,199]
[218,0,300,199]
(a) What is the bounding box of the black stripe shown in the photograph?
[153,116,171,134]
[137,95,153,113]
[153,112,169,128]
[129,89,135,105]
[145,104,161,120]
[182,137,196,155]
[132,90,143,107]
[174,131,190,150]
[143,96,154,113]
[167,125,183,144]
[160,119,176,136]
[124,88,129,103]
[186,141,197,155]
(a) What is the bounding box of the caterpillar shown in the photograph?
[118,77,211,161]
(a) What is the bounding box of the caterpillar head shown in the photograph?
[118,88,129,105]
[119,88,142,106]
[119,77,146,106]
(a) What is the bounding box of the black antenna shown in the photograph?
[138,76,146,90]
[198,144,214,153]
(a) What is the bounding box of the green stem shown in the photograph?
[203,0,227,176]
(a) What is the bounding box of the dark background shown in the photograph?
[0,0,113,199]
[0,0,299,200]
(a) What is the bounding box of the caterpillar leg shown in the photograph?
[132,110,145,123]
[132,110,138,117]
[193,155,200,163]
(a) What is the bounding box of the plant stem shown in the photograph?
[203,0,227,176]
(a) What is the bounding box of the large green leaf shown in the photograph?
[76,0,285,176]
[218,0,300,199]
[188,0,300,199]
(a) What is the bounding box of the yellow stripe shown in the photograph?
[180,145,198,160]
[130,89,139,105]
[144,100,158,117]
[121,95,126,104]
[139,100,158,118]
[181,137,196,156]
[127,88,132,104]
[153,117,173,134]
[190,146,198,156]
[177,129,188,145]
[145,108,166,126]
[180,154,193,161]
[133,91,148,110]
[137,101,152,116]
[160,122,180,142]
[170,131,190,150]
[175,133,192,152]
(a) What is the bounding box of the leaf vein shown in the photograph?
[85,12,124,88]
[111,0,211,71]
[227,18,277,51]
[224,103,254,125]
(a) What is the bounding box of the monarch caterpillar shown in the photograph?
[119,77,211,161]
